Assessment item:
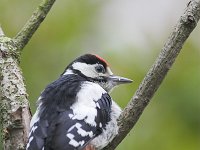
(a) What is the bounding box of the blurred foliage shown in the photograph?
[0,0,200,150]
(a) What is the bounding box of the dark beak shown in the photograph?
[108,75,133,85]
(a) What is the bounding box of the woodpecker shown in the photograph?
[26,54,132,150]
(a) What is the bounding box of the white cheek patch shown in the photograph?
[72,62,98,78]
[72,62,113,78]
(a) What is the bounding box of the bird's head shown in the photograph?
[62,54,133,92]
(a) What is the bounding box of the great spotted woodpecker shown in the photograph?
[26,54,132,150]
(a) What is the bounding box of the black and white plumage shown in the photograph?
[27,54,132,150]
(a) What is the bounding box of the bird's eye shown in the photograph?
[95,65,106,73]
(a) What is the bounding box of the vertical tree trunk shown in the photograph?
[0,33,31,150]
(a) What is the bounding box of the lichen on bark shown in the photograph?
[0,37,31,150]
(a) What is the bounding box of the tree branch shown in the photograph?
[103,0,200,149]
[14,0,56,51]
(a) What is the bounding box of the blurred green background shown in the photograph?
[1,0,200,149]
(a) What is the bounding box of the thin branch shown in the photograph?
[103,0,200,149]
[14,0,56,51]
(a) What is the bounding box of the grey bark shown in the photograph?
[0,32,31,149]
[103,0,200,149]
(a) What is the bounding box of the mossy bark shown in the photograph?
[0,36,31,150]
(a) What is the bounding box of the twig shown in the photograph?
[14,0,56,50]
[103,0,200,149]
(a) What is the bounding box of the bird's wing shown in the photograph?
[49,93,112,150]
[26,87,112,150]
